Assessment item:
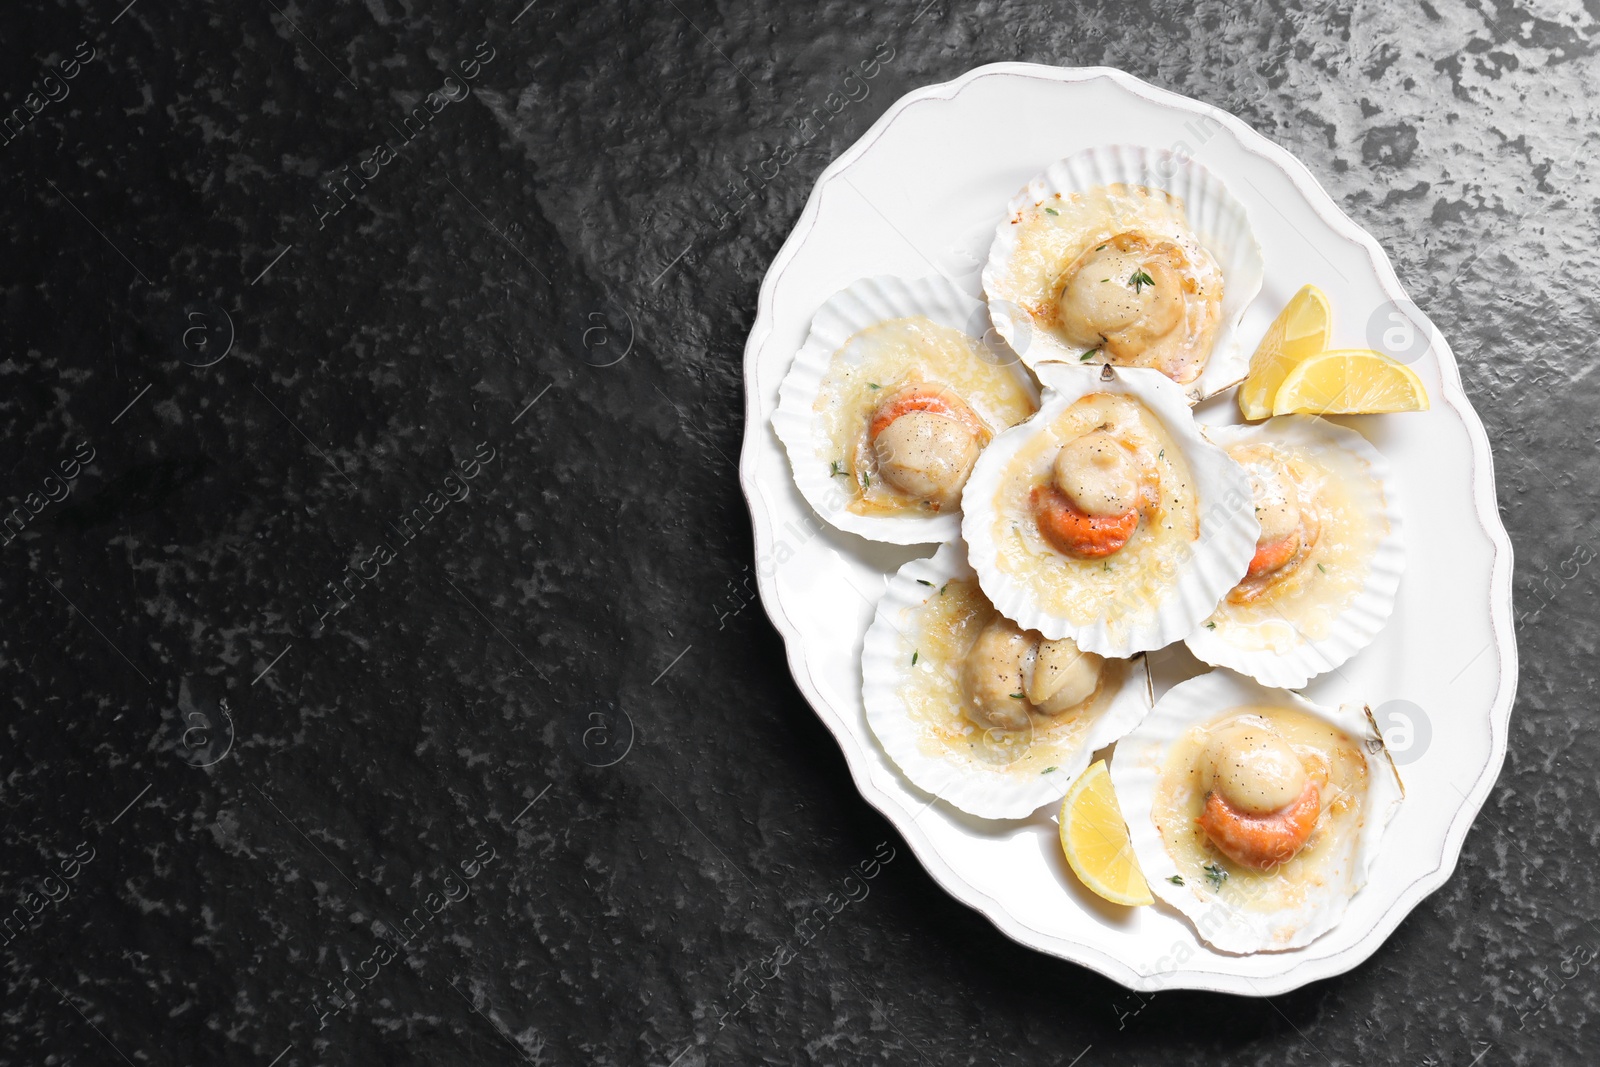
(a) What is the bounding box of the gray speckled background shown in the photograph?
[0,1,1591,1064]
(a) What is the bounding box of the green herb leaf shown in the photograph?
[1041,766,1058,774]
[867,382,881,389]
[830,460,845,477]
[1203,862,1228,890]
[1128,269,1155,294]
[1157,449,1164,460]
[1044,207,1059,216]
[1095,244,1106,251]
[1168,875,1185,886]
[1317,563,1328,573]
[1079,349,1098,362]
[1206,621,1216,630]
[938,582,948,595]
[917,579,933,587]
[911,651,918,665]
[861,472,870,489]
[1009,692,1024,700]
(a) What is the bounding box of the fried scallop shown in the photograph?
[860,543,1152,819]
[1110,671,1403,954]
[1185,417,1404,689]
[774,275,1038,544]
[961,363,1257,656]
[984,145,1264,401]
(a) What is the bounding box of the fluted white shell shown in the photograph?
[1184,417,1405,688]
[960,362,1258,656]
[982,144,1264,402]
[860,542,1153,819]
[1110,670,1403,954]
[773,275,1039,545]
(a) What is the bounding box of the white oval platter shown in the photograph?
[737,63,1516,995]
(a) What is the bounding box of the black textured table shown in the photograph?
[1,2,1588,1065]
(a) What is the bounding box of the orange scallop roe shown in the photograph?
[1196,780,1320,871]
[1030,485,1138,559]
[1245,532,1300,579]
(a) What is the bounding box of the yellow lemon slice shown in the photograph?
[1238,284,1331,420]
[1271,348,1430,415]
[1059,759,1152,906]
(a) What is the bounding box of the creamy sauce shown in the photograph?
[1151,706,1370,921]
[989,393,1197,635]
[815,316,1036,517]
[1207,441,1388,650]
[990,185,1223,384]
[895,579,1131,776]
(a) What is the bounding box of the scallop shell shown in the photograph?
[1185,417,1405,688]
[982,145,1264,402]
[773,275,1039,545]
[1110,670,1403,954]
[861,542,1153,819]
[960,362,1258,657]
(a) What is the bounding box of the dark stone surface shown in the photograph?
[0,1,1591,1064]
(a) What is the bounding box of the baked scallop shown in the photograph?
[1184,417,1404,688]
[861,543,1152,819]
[961,362,1257,657]
[983,145,1263,401]
[774,276,1039,544]
[1110,670,1403,954]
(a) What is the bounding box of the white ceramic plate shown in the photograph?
[738,63,1516,995]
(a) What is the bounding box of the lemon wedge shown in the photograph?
[1271,348,1430,415]
[1238,284,1331,420]
[1059,759,1152,906]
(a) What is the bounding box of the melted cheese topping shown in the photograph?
[893,579,1128,775]
[815,317,1036,518]
[1152,707,1369,918]
[991,185,1224,384]
[988,393,1198,633]
[1207,440,1388,651]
